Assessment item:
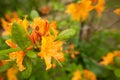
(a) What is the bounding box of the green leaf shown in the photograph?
[11,22,30,50]
[0,61,13,72]
[29,76,36,80]
[107,0,120,8]
[106,64,116,70]
[21,56,32,79]
[0,48,21,56]
[26,50,37,58]
[114,68,120,77]
[30,10,39,20]
[114,56,120,67]
[56,28,76,41]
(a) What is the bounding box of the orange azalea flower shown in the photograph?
[9,51,26,71]
[114,51,120,58]
[83,69,97,80]
[30,17,50,36]
[1,12,19,36]
[7,67,18,80]
[40,6,52,15]
[29,17,50,46]
[72,69,96,80]
[29,18,58,46]
[12,12,19,21]
[1,15,28,36]
[95,0,105,16]
[114,8,120,15]
[0,76,4,80]
[5,12,19,22]
[38,36,64,70]
[37,20,63,69]
[29,26,42,46]
[31,17,64,70]
[52,63,56,68]
[5,39,26,71]
[72,70,82,80]
[1,18,12,36]
[66,0,94,21]
[99,52,115,65]
[19,15,28,32]
[65,44,79,59]
[100,51,120,65]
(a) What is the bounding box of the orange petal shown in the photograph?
[83,69,97,80]
[72,70,82,80]
[99,52,115,65]
[44,55,52,70]
[95,0,105,16]
[9,51,26,71]
[5,39,17,48]
[7,67,18,80]
[114,8,120,15]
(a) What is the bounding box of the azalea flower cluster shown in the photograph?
[1,12,19,36]
[100,51,120,65]
[66,0,105,21]
[65,44,79,59]
[72,69,97,80]
[0,13,65,80]
[114,8,120,16]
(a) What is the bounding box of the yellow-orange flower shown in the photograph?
[99,52,115,65]
[19,15,28,32]
[66,0,94,21]
[30,17,49,36]
[1,15,28,36]
[114,51,120,58]
[1,12,19,36]
[100,51,120,65]
[95,0,105,16]
[7,67,18,80]
[72,69,97,80]
[72,70,82,80]
[31,17,65,70]
[83,69,97,80]
[9,51,26,71]
[4,12,19,22]
[114,8,120,16]
[5,39,26,71]
[1,18,12,36]
[65,44,79,59]
[38,36,64,70]
[40,6,52,15]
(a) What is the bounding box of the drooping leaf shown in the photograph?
[21,56,32,79]
[11,22,30,50]
[56,28,76,41]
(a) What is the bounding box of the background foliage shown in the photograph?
[0,0,120,80]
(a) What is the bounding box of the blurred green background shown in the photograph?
[1,0,120,80]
